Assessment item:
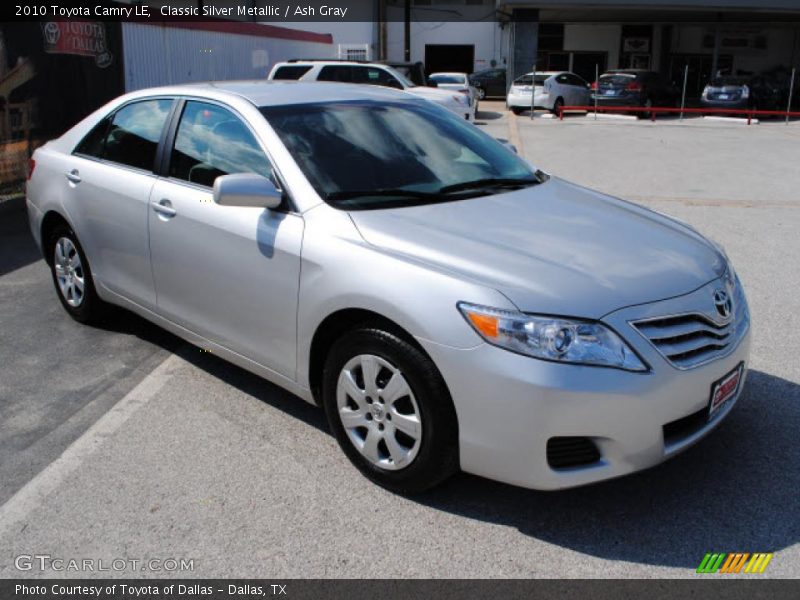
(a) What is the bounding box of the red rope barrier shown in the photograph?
[557,105,800,122]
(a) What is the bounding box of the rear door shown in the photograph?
[67,98,175,308]
[566,73,590,105]
[147,99,303,378]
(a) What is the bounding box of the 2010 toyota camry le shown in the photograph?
[26,81,750,493]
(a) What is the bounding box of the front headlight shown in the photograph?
[458,303,648,372]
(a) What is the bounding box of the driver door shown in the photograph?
[148,99,303,379]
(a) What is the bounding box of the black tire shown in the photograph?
[322,327,459,494]
[510,106,524,115]
[551,97,564,115]
[47,223,109,324]
[476,86,486,100]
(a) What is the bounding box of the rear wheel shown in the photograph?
[476,86,486,100]
[47,223,108,323]
[551,97,564,115]
[510,106,524,115]
[322,327,459,494]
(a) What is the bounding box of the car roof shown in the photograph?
[277,60,389,68]
[123,80,417,108]
[430,72,467,77]
[519,71,562,77]
[604,70,656,75]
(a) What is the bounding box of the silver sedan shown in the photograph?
[26,82,751,492]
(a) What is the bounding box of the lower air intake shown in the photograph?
[547,437,601,469]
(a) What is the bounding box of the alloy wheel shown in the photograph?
[336,354,422,471]
[54,237,85,307]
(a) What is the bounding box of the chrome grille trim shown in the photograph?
[630,278,749,371]
[632,312,735,369]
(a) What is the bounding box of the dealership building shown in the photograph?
[304,0,800,97]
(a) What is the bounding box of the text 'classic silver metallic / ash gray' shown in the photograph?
[26,81,751,493]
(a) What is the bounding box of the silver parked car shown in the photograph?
[27,82,751,493]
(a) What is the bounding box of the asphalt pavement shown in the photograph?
[1,107,798,578]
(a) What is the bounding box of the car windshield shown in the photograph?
[709,76,749,87]
[599,73,637,85]
[383,66,416,88]
[430,74,466,84]
[260,101,541,210]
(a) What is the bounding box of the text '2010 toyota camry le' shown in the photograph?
[26,81,750,493]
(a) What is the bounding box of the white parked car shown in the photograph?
[507,71,590,115]
[269,60,474,121]
[428,72,479,117]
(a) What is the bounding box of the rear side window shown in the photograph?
[566,74,587,87]
[352,67,403,89]
[318,65,354,83]
[103,99,172,171]
[272,65,312,80]
[169,101,272,188]
[74,117,111,158]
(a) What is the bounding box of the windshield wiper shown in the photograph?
[438,177,541,195]
[325,189,441,203]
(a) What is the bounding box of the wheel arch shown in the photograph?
[308,308,432,406]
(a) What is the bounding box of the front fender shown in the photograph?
[295,206,513,388]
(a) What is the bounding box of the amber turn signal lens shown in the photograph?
[466,312,498,338]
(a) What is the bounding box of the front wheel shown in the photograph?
[476,86,486,100]
[322,328,459,494]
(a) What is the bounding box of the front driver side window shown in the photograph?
[169,101,272,188]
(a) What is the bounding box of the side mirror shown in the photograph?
[213,173,282,209]
[427,79,439,88]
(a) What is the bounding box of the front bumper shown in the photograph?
[418,277,751,490]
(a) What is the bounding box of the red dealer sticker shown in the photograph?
[709,362,744,419]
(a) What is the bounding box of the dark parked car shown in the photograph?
[591,70,679,114]
[382,61,429,87]
[469,68,507,99]
[702,70,796,112]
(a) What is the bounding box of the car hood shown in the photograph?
[348,178,726,318]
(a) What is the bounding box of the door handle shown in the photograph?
[152,199,177,218]
[65,169,81,184]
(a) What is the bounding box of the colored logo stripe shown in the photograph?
[697,553,725,573]
[697,552,773,574]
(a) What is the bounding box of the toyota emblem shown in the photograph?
[714,289,733,320]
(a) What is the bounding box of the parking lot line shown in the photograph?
[0,353,182,536]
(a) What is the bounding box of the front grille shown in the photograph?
[547,437,601,470]
[632,313,733,370]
